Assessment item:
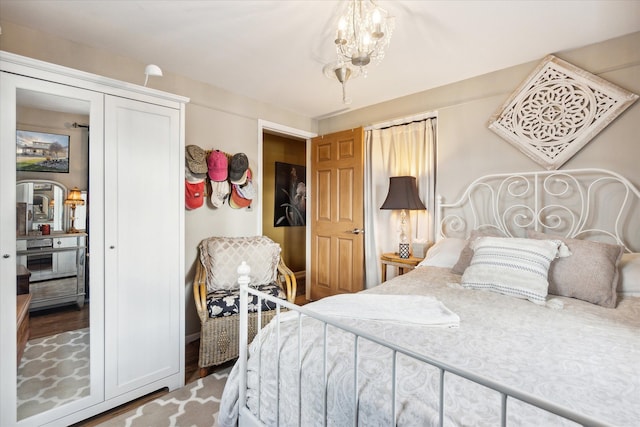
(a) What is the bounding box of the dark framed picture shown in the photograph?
[274,162,306,227]
[16,130,70,173]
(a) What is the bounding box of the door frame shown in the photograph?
[257,120,316,299]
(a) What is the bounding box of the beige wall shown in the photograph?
[4,19,639,337]
[262,133,307,273]
[0,20,316,337]
[319,32,640,205]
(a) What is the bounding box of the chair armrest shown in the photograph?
[193,258,209,323]
[277,258,297,303]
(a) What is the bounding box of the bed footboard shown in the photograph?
[236,266,610,427]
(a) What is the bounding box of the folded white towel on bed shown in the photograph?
[302,293,460,328]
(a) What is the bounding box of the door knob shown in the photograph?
[2,254,9,259]
[350,228,365,234]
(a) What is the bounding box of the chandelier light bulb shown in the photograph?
[372,8,381,24]
[336,17,347,44]
[372,9,383,38]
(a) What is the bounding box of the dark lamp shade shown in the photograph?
[380,176,426,210]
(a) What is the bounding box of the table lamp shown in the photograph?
[380,176,426,258]
[64,187,85,233]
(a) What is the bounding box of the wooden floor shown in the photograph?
[26,277,308,425]
[28,303,203,426]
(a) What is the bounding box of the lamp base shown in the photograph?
[67,216,81,233]
[399,243,410,259]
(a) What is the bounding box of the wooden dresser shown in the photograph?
[16,264,30,295]
[16,293,32,366]
[16,233,86,310]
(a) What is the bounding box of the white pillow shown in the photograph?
[618,253,640,296]
[461,236,568,305]
[416,238,466,268]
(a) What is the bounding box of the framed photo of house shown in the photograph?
[274,161,306,227]
[16,129,70,173]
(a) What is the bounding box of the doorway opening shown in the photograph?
[258,121,316,304]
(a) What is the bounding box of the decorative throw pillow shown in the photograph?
[461,236,568,305]
[199,236,280,292]
[206,282,286,318]
[618,253,640,296]
[527,231,624,308]
[451,228,506,274]
[416,238,466,268]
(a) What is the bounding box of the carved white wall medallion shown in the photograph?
[488,55,638,170]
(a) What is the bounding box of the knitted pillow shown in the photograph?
[199,236,280,292]
[451,228,507,274]
[461,236,569,305]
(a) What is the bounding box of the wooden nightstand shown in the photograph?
[380,252,424,282]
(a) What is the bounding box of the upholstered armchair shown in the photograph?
[193,236,296,377]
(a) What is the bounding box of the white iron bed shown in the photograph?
[218,168,640,427]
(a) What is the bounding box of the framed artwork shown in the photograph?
[274,162,306,227]
[488,55,638,170]
[16,130,70,173]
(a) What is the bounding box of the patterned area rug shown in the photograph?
[97,365,232,427]
[17,328,90,420]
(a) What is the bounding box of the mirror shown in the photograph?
[16,180,67,234]
[12,87,93,422]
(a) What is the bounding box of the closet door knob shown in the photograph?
[109,245,115,249]
[2,254,9,259]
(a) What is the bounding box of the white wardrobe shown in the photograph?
[0,51,188,426]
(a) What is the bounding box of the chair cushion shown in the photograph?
[200,236,280,292]
[206,282,286,318]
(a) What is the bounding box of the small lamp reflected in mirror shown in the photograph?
[64,187,85,233]
[380,176,426,259]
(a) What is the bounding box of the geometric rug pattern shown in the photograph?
[96,365,231,427]
[17,328,90,420]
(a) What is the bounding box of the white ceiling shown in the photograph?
[1,1,639,120]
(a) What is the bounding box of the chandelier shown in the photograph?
[324,0,395,104]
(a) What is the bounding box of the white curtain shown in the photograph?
[364,118,436,288]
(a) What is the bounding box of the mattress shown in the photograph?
[219,266,640,426]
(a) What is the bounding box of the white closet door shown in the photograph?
[104,95,182,398]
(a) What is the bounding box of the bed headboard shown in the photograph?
[437,168,640,252]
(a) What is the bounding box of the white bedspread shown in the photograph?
[287,293,460,327]
[218,266,640,427]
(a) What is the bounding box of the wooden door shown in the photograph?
[310,128,365,300]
